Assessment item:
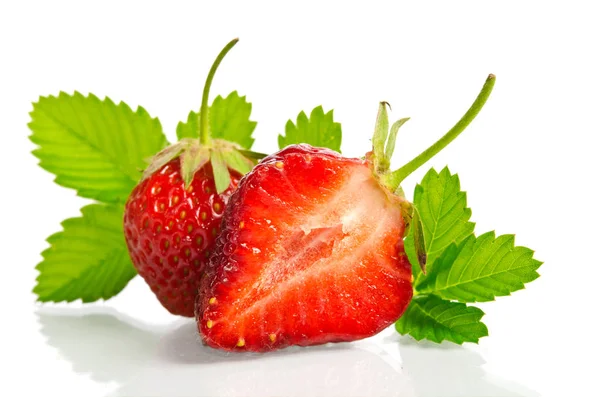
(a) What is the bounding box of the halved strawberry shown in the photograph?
[197,73,495,351]
[197,144,414,351]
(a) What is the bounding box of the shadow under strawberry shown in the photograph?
[37,308,539,397]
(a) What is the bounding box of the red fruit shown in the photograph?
[197,144,414,351]
[195,72,495,351]
[124,159,240,317]
[195,73,495,351]
[123,38,259,316]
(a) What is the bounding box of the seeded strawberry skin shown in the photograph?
[197,144,413,351]
[124,159,241,317]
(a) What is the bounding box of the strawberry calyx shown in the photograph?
[367,74,497,272]
[142,38,265,194]
[141,138,255,190]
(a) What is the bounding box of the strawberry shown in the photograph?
[196,130,421,350]
[124,160,241,316]
[196,70,496,351]
[197,143,415,351]
[123,38,260,316]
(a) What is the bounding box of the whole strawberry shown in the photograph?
[124,160,241,316]
[197,74,495,351]
[124,39,258,316]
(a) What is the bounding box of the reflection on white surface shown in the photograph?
[382,336,538,397]
[37,307,538,397]
[37,307,166,385]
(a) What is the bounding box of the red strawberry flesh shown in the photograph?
[197,144,413,351]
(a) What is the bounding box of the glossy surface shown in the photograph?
[124,159,240,316]
[33,305,541,397]
[198,145,413,351]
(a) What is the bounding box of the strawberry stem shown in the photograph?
[384,74,496,190]
[199,38,239,145]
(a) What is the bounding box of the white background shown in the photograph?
[1,1,599,396]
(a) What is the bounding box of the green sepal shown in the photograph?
[385,117,410,164]
[210,149,231,194]
[222,149,256,175]
[142,141,187,180]
[372,102,390,171]
[141,137,260,193]
[369,102,410,176]
[238,149,268,160]
[180,141,210,188]
[410,204,427,274]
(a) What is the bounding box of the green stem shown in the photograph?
[198,38,239,145]
[384,74,496,190]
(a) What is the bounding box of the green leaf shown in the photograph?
[210,149,231,194]
[210,92,256,148]
[278,106,342,152]
[405,167,475,282]
[34,204,137,303]
[416,232,543,302]
[176,91,256,149]
[395,295,488,344]
[176,112,198,140]
[28,92,168,204]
